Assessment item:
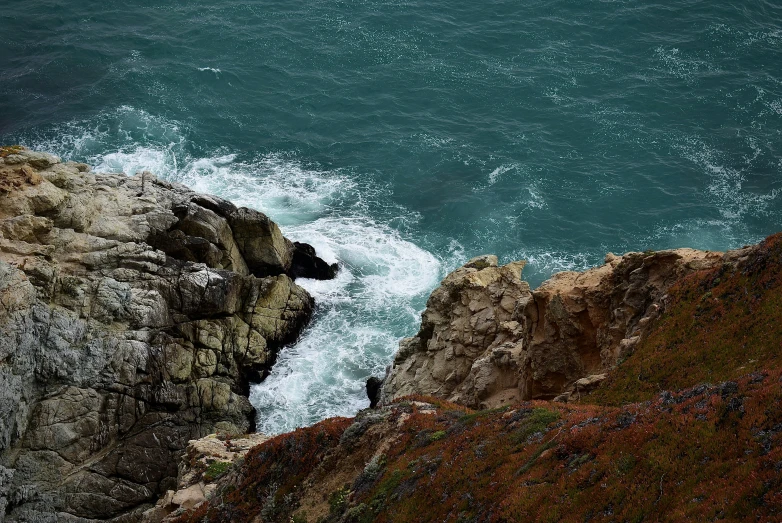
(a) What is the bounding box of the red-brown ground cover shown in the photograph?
[172,233,782,523]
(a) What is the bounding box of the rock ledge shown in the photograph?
[380,247,731,408]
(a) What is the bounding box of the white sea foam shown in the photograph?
[177,154,358,226]
[197,67,222,76]
[22,106,187,169]
[487,163,514,185]
[674,134,779,221]
[21,106,442,435]
[173,157,441,433]
[251,217,441,434]
[93,147,178,177]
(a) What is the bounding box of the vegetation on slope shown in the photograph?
[172,372,782,522]
[172,417,353,522]
[586,232,782,406]
[170,233,782,523]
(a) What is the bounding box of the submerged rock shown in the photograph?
[0,148,331,521]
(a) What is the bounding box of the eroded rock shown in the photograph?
[381,248,726,408]
[142,432,270,522]
[0,148,331,521]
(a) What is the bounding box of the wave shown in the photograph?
[251,218,440,434]
[13,106,443,434]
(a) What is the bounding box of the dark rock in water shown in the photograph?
[366,376,384,408]
[0,148,319,521]
[290,241,339,280]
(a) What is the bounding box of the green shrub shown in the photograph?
[203,460,231,481]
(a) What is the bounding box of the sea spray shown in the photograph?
[20,108,443,433]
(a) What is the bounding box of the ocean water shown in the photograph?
[2,0,781,434]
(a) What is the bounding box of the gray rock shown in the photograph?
[0,148,318,521]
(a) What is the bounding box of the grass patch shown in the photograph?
[511,408,561,444]
[0,145,23,158]
[429,430,446,442]
[203,460,231,481]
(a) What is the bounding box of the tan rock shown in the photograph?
[382,247,725,408]
[0,148,320,521]
[381,258,532,408]
[171,484,205,510]
[142,432,271,522]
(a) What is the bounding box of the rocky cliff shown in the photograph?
[0,147,332,521]
[379,247,730,408]
[166,233,782,523]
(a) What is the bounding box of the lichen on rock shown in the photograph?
[0,147,333,521]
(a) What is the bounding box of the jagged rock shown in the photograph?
[0,148,327,521]
[290,241,339,280]
[380,257,531,408]
[381,247,726,408]
[142,432,270,522]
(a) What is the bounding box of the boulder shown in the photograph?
[290,241,339,280]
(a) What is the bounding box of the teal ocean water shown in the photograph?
[2,0,781,433]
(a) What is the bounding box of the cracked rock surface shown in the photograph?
[0,147,327,521]
[381,247,731,409]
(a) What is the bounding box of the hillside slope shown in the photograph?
[164,234,782,522]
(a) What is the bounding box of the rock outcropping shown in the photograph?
[150,232,782,523]
[380,248,727,408]
[142,432,270,522]
[0,147,329,521]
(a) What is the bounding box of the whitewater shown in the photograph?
[2,0,781,433]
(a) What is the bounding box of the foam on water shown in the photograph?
[176,152,443,433]
[177,155,361,227]
[22,106,188,170]
[251,217,441,434]
[18,107,443,435]
[674,134,780,221]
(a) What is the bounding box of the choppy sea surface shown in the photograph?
[2,0,781,434]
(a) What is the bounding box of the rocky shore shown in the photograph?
[159,233,782,523]
[3,147,781,522]
[378,247,731,408]
[0,147,333,521]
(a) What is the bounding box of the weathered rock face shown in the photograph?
[381,247,727,408]
[0,147,328,521]
[380,255,531,408]
[142,432,270,522]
